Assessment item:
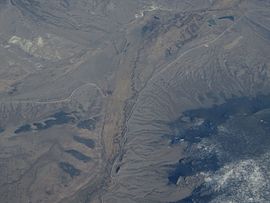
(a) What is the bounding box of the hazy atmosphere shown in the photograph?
[0,0,270,202]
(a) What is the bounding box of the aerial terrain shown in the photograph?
[0,0,270,202]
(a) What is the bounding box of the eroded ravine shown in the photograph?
[1,0,270,203]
